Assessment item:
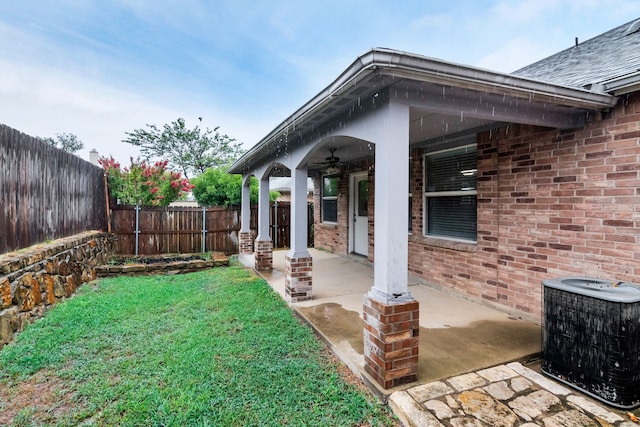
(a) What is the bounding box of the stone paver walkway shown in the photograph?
[390,362,639,427]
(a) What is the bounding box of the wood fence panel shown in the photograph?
[110,207,136,254]
[271,202,290,249]
[111,206,241,255]
[110,202,313,255]
[205,207,239,254]
[0,124,107,254]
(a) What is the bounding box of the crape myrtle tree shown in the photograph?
[122,117,244,180]
[99,156,194,206]
[191,168,280,207]
[41,132,84,153]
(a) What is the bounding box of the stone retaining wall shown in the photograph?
[0,231,114,347]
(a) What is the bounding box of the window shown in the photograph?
[357,179,368,217]
[424,144,477,242]
[322,176,338,223]
[408,156,413,233]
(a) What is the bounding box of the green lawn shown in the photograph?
[0,263,395,426]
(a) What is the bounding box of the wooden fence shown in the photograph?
[110,202,314,255]
[0,124,107,254]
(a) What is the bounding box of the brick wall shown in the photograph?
[312,175,349,254]
[313,93,640,322]
[409,92,640,320]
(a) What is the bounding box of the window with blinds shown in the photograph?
[322,176,338,223]
[424,144,477,242]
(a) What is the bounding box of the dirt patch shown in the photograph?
[0,370,80,426]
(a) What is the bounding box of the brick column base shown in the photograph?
[239,232,253,254]
[363,296,419,389]
[254,239,273,271]
[285,255,312,302]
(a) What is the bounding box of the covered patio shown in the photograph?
[239,248,541,394]
[228,48,617,389]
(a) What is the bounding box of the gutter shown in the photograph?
[602,70,640,95]
[229,48,618,174]
[369,49,618,108]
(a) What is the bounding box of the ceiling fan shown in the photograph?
[312,148,343,175]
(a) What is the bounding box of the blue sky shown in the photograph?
[1,1,639,166]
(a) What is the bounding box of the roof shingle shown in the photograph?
[513,18,640,89]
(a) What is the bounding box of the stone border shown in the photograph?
[94,253,229,277]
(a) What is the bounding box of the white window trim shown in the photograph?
[321,175,338,224]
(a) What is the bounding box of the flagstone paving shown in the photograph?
[389,362,639,427]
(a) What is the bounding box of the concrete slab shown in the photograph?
[240,250,639,427]
[241,248,542,394]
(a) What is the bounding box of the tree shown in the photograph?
[122,117,244,179]
[99,156,194,206]
[42,133,84,153]
[191,168,279,207]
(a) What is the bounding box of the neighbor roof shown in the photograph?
[514,18,640,94]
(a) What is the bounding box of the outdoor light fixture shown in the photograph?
[460,169,477,176]
[325,165,341,175]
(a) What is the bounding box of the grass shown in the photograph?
[0,263,395,426]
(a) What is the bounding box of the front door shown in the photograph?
[350,173,369,256]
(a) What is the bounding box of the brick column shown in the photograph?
[255,239,272,271]
[285,255,312,302]
[239,176,252,255]
[363,296,419,389]
[239,232,253,254]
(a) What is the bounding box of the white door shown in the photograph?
[351,173,369,256]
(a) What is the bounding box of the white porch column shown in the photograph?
[363,102,418,389]
[289,168,310,258]
[255,176,272,271]
[370,102,411,303]
[285,167,312,302]
[239,176,253,254]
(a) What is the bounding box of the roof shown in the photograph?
[228,18,640,175]
[514,18,640,94]
[228,48,616,175]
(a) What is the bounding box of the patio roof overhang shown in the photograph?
[228,48,618,175]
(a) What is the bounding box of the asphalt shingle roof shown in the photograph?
[513,18,640,89]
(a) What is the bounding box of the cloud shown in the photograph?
[489,0,561,24]
[475,37,556,73]
[409,13,454,31]
[1,0,638,168]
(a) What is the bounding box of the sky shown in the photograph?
[1,0,639,167]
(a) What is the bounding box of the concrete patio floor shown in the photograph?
[239,248,542,396]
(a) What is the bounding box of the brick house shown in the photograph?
[229,19,640,388]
